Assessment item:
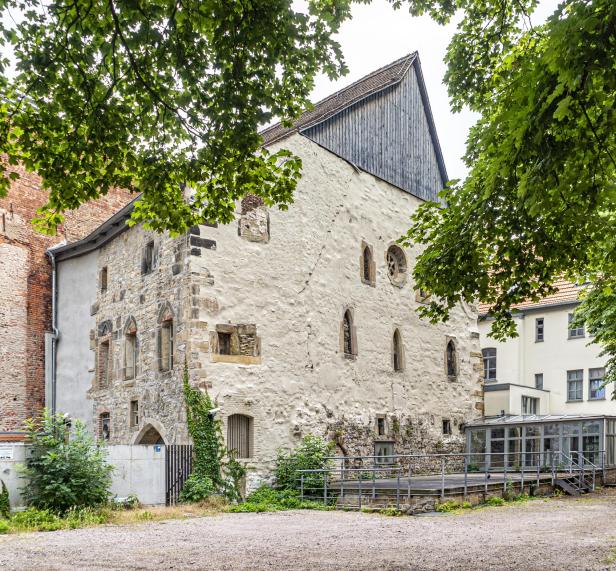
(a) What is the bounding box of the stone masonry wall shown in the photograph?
[0,165,132,432]
[75,134,483,489]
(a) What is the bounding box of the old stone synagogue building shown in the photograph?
[45,53,483,481]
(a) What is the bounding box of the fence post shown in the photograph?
[503,459,508,492]
[407,462,412,502]
[358,470,362,510]
[300,474,304,501]
[324,471,328,505]
[463,456,468,501]
[536,456,540,489]
[440,457,445,501]
[484,454,488,495]
[372,465,376,500]
[396,471,401,510]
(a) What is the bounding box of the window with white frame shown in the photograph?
[535,373,544,390]
[568,313,585,339]
[482,348,497,381]
[589,368,606,400]
[535,318,544,342]
[521,396,539,415]
[567,369,583,401]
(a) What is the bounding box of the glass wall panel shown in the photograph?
[583,435,600,464]
[470,430,486,469]
[525,438,540,467]
[491,439,505,468]
[544,424,559,436]
[508,438,522,468]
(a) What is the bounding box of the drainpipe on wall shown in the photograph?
[46,248,60,416]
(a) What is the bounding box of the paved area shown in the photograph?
[2,492,616,570]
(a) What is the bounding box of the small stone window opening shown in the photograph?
[124,326,138,380]
[360,243,375,286]
[142,241,155,275]
[442,419,452,435]
[98,339,111,388]
[393,329,404,371]
[159,318,174,371]
[130,400,139,428]
[446,340,457,379]
[218,332,232,355]
[99,413,110,441]
[342,310,357,357]
[227,414,253,459]
[100,267,108,292]
[376,416,386,437]
[374,441,395,465]
[386,245,407,287]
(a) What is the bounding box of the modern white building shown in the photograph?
[478,280,614,417]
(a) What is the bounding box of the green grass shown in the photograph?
[226,486,334,513]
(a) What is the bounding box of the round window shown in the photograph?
[386,245,407,287]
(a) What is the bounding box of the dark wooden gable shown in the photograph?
[261,53,448,203]
[301,61,445,202]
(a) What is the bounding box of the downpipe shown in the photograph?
[46,248,59,416]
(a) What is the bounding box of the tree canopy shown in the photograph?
[1,0,614,377]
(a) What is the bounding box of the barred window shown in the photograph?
[227,414,253,459]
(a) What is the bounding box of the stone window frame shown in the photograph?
[360,241,376,287]
[100,266,108,293]
[98,411,111,441]
[442,419,452,435]
[96,320,113,390]
[210,323,262,365]
[375,414,387,437]
[445,337,458,381]
[129,399,139,428]
[340,308,358,359]
[226,413,254,459]
[385,244,408,288]
[392,328,404,372]
[157,303,175,372]
[124,317,138,381]
[142,240,157,275]
[374,441,395,465]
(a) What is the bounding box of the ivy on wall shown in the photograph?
[181,363,245,503]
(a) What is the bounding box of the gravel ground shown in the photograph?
[2,494,616,570]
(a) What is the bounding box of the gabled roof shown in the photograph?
[261,53,415,145]
[260,52,448,187]
[478,279,584,316]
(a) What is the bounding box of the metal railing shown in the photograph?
[295,450,607,509]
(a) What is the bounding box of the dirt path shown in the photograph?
[1,494,616,570]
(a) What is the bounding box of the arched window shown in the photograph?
[124,319,138,380]
[361,244,375,285]
[393,329,404,371]
[227,414,253,459]
[482,348,497,381]
[99,413,110,441]
[446,340,457,378]
[342,310,356,356]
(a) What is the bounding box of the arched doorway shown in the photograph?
[133,422,166,445]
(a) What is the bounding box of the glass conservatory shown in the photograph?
[465,415,616,470]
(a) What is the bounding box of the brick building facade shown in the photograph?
[0,164,132,433]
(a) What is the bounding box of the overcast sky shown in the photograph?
[306,0,561,181]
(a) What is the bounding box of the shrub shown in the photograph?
[10,508,63,532]
[20,410,113,513]
[227,485,333,513]
[274,435,334,492]
[0,480,10,518]
[436,500,461,512]
[179,474,216,503]
[0,520,9,534]
[486,496,506,506]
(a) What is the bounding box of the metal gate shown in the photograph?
[165,444,193,505]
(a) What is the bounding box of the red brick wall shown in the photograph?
[0,165,133,431]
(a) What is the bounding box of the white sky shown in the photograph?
[306,0,561,181]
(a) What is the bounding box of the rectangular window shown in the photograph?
[589,368,606,400]
[218,332,232,355]
[535,318,544,342]
[535,373,544,390]
[100,413,110,441]
[100,267,108,292]
[374,442,395,465]
[159,320,174,371]
[142,241,155,275]
[442,419,452,435]
[521,396,539,415]
[567,369,583,401]
[98,339,110,388]
[376,416,386,436]
[227,414,252,459]
[130,400,139,427]
[568,313,585,339]
[482,348,497,381]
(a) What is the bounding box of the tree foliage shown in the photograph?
[402,0,616,384]
[20,410,113,513]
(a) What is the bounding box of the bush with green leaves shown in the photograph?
[179,474,216,504]
[228,486,333,513]
[20,410,113,513]
[274,435,334,493]
[0,480,9,518]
